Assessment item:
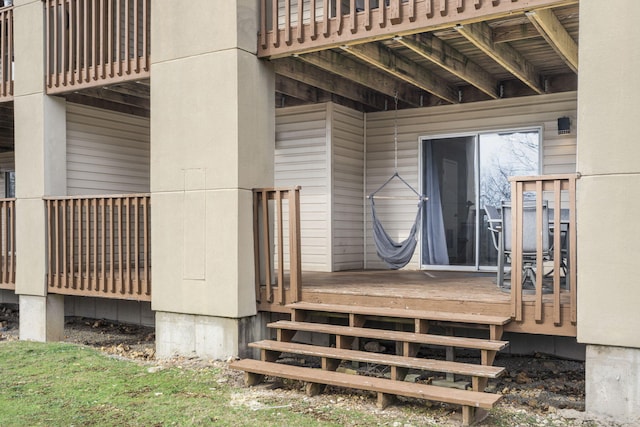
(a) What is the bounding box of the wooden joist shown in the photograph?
[268,320,509,352]
[250,340,505,379]
[230,359,501,424]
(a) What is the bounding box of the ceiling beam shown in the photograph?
[526,9,578,73]
[276,75,321,103]
[341,42,459,104]
[395,33,499,99]
[79,87,150,110]
[274,58,389,111]
[492,23,540,43]
[456,21,544,94]
[105,81,151,99]
[296,50,425,108]
[63,94,150,118]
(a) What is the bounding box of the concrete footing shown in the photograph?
[586,345,640,424]
[19,294,65,342]
[155,311,261,360]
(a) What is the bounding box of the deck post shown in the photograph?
[13,0,67,342]
[150,0,275,359]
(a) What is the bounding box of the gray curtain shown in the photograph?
[424,143,449,265]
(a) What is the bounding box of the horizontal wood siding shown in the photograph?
[275,104,330,271]
[330,104,364,271]
[365,92,577,269]
[67,103,150,195]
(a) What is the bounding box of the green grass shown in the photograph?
[0,341,439,427]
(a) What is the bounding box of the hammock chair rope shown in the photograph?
[368,93,427,269]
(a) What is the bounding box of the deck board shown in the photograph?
[257,270,576,337]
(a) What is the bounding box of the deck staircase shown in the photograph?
[230,302,512,426]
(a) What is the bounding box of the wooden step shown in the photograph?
[268,320,509,352]
[250,340,505,378]
[289,302,511,326]
[230,359,501,425]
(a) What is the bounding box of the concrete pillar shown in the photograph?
[577,0,640,422]
[150,1,274,358]
[13,0,66,341]
[585,346,640,424]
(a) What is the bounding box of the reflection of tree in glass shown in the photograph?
[480,132,538,208]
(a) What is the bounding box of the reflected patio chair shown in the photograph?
[484,205,507,288]
[501,200,551,290]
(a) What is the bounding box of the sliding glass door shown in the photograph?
[421,130,540,269]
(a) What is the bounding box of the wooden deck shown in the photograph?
[258,269,576,337]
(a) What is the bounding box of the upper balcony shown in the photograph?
[260,0,578,112]
[44,0,150,95]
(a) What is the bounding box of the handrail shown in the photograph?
[253,187,302,306]
[0,198,15,290]
[508,174,577,326]
[43,0,150,94]
[46,193,151,301]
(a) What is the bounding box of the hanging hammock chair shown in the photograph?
[369,174,426,269]
[368,94,427,269]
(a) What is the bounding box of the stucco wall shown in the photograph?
[576,1,640,349]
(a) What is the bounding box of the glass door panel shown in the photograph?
[478,131,540,267]
[422,130,540,270]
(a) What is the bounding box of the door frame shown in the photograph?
[419,127,543,271]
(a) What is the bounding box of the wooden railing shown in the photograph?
[0,5,13,101]
[253,187,302,307]
[44,0,150,94]
[0,198,15,290]
[258,0,576,58]
[508,174,577,327]
[45,194,150,301]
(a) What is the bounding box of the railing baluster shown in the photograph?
[553,179,562,325]
[68,0,75,85]
[83,0,89,83]
[253,190,261,303]
[322,0,329,36]
[10,200,15,284]
[261,190,272,302]
[71,199,77,289]
[133,0,139,73]
[534,181,543,322]
[142,195,149,295]
[296,0,303,42]
[2,201,7,284]
[289,187,302,303]
[99,198,104,291]
[284,0,291,45]
[92,197,98,291]
[125,0,131,75]
[309,0,317,39]
[75,0,81,85]
[0,10,6,97]
[125,197,131,294]
[272,0,280,47]
[349,0,356,33]
[276,190,284,305]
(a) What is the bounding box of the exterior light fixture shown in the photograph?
[558,117,571,135]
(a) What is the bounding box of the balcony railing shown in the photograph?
[253,187,302,309]
[0,5,13,101]
[45,194,151,301]
[508,174,577,327]
[0,198,15,290]
[258,0,574,58]
[44,0,150,94]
